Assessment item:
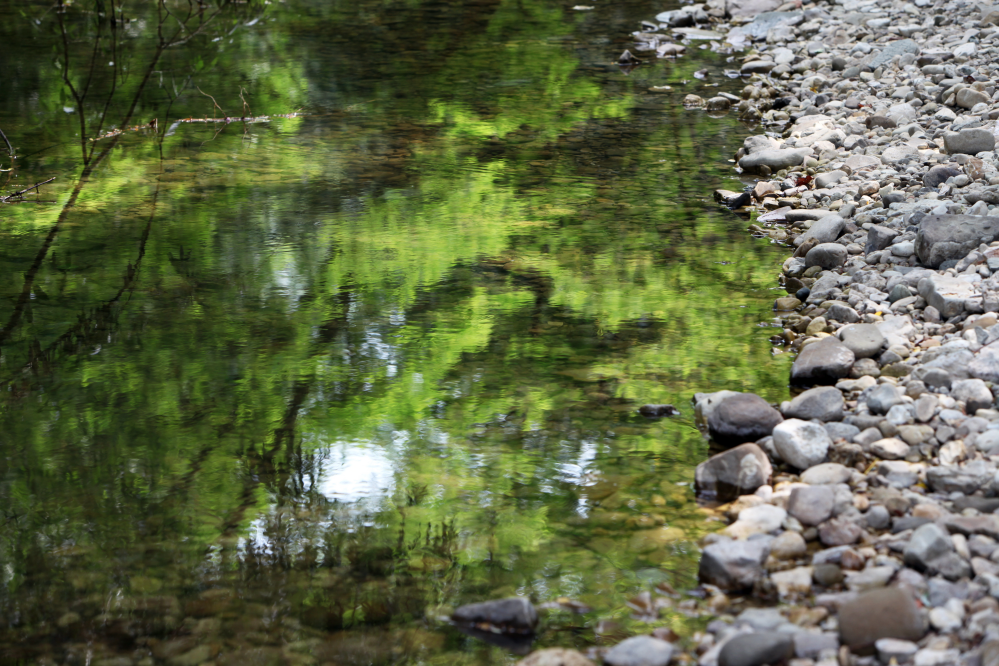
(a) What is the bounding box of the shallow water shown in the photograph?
[0,0,791,663]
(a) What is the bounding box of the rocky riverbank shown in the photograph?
[492,0,999,665]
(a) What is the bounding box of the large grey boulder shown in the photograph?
[695,443,773,502]
[452,597,538,634]
[795,215,844,247]
[772,418,831,470]
[838,588,927,653]
[944,128,996,155]
[707,393,784,446]
[917,275,979,318]
[738,148,810,173]
[915,215,999,268]
[791,337,856,385]
[699,537,771,590]
[839,324,886,359]
[783,386,845,421]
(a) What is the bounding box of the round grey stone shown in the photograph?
[708,393,784,447]
[839,324,886,359]
[783,386,845,422]
[805,243,848,269]
[604,635,674,666]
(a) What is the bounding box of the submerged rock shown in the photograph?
[452,597,538,635]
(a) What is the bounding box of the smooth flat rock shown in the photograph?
[917,274,979,318]
[791,336,856,385]
[518,649,596,666]
[944,128,996,155]
[695,443,773,502]
[915,214,999,268]
[838,588,927,653]
[839,324,886,359]
[970,342,999,383]
[784,386,845,421]
[603,635,674,666]
[801,462,852,485]
[739,148,810,173]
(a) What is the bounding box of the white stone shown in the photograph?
[772,419,831,470]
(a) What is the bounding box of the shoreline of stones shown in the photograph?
[460,1,999,665]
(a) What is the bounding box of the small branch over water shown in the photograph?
[1,177,56,203]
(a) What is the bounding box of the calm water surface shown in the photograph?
[0,0,792,663]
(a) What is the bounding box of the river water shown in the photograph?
[0,0,791,663]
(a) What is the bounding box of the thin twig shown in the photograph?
[0,126,12,157]
[197,86,225,122]
[1,177,56,203]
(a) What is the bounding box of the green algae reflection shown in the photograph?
[0,0,791,662]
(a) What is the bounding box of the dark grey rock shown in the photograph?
[924,165,962,189]
[791,337,856,386]
[784,386,845,421]
[806,243,849,269]
[912,366,953,389]
[719,633,794,666]
[452,597,538,634]
[695,443,773,502]
[699,537,772,590]
[708,393,784,447]
[866,225,900,255]
[927,466,985,494]
[893,516,932,534]
[638,404,680,418]
[914,214,999,268]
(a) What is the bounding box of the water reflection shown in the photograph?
[0,0,792,663]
